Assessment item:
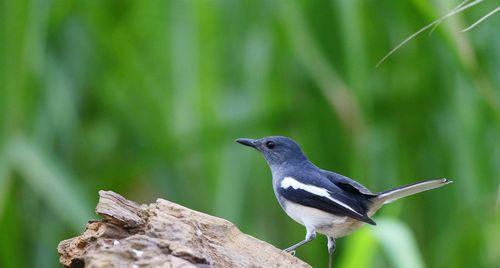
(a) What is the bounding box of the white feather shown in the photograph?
[281,176,359,215]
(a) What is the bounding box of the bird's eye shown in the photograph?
[265,141,275,149]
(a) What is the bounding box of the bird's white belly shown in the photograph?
[283,201,365,238]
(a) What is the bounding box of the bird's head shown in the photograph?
[236,136,308,167]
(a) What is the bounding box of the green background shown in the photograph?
[0,0,498,267]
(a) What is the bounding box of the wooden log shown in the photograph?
[57,190,310,268]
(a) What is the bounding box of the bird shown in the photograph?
[236,136,452,268]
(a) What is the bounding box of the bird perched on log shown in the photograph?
[236,136,452,268]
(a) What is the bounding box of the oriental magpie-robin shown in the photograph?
[236,136,452,267]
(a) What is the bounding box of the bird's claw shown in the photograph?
[284,250,296,256]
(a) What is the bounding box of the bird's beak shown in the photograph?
[236,138,258,149]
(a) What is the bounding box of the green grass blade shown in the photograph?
[6,137,92,230]
[0,153,11,218]
[374,218,425,268]
[337,226,377,268]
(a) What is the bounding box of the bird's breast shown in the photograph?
[281,200,366,238]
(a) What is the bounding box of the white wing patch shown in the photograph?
[281,176,361,215]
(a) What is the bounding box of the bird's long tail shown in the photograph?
[375,178,452,205]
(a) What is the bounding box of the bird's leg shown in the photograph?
[284,229,316,253]
[327,236,336,268]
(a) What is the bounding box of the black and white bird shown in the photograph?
[236,136,452,267]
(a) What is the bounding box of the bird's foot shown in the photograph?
[283,249,296,256]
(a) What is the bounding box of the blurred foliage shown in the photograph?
[0,0,499,267]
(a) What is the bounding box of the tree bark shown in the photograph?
[57,191,310,268]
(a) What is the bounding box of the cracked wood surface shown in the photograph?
[57,190,310,268]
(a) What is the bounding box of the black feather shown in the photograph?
[278,187,376,225]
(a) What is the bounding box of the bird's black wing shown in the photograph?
[278,176,376,225]
[322,170,377,197]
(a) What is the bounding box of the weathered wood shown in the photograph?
[57,191,310,268]
[95,190,146,229]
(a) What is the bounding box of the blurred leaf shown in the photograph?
[214,145,251,222]
[337,226,377,268]
[6,137,92,230]
[374,218,425,268]
[276,0,364,134]
[0,191,25,268]
[0,153,11,217]
[33,212,61,268]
